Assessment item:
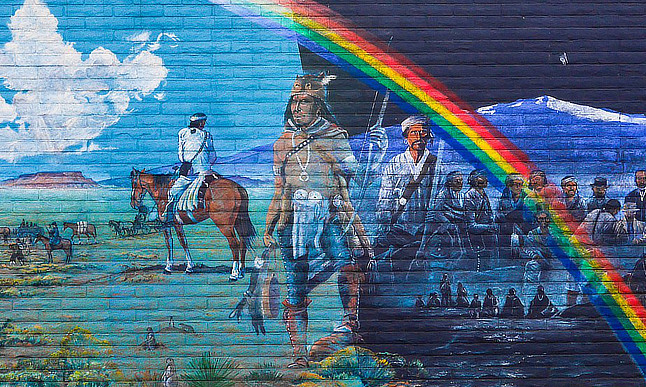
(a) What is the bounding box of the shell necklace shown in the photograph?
[291,131,311,182]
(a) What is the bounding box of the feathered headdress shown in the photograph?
[290,72,337,101]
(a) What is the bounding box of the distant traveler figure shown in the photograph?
[625,170,646,222]
[47,222,61,246]
[143,327,157,350]
[163,113,217,224]
[162,358,178,387]
[9,239,25,265]
[427,292,441,308]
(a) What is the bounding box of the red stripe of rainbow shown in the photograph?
[211,0,646,374]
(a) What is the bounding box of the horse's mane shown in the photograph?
[151,173,173,190]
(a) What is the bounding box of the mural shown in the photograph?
[1,0,646,385]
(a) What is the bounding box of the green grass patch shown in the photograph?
[183,352,240,387]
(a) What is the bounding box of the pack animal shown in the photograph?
[64,222,97,244]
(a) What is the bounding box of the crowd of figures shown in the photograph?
[416,274,556,319]
[375,162,646,309]
[2,220,85,264]
[222,72,646,367]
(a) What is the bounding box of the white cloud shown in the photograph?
[0,95,16,122]
[0,0,171,162]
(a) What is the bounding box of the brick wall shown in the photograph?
[0,0,645,385]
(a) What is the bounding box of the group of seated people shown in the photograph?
[415,275,557,319]
[406,169,646,310]
[417,169,646,268]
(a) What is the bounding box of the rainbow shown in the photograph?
[211,0,646,375]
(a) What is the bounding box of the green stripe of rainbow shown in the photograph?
[211,0,646,373]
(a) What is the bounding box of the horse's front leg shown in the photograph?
[174,224,194,273]
[163,228,174,274]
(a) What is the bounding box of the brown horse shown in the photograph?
[63,222,97,244]
[35,234,73,264]
[130,168,256,278]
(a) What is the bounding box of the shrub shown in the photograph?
[304,346,394,387]
[182,352,240,387]
[244,362,284,385]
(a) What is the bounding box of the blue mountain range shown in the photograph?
[99,96,646,201]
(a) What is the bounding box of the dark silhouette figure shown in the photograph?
[527,285,558,318]
[415,295,426,309]
[501,288,524,318]
[456,282,469,308]
[481,288,499,317]
[468,294,481,318]
[143,327,157,350]
[427,292,441,308]
[440,273,452,306]
[9,240,25,265]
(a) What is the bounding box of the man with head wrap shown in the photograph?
[375,115,437,266]
[163,113,217,224]
[560,175,587,223]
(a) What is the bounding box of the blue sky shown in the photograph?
[0,0,302,181]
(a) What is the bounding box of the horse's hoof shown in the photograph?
[229,275,238,281]
[163,269,172,275]
[238,270,245,279]
[185,267,195,274]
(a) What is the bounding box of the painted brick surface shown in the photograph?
[0,0,646,385]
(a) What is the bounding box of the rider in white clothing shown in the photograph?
[163,113,217,223]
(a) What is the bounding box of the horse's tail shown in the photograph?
[234,184,257,250]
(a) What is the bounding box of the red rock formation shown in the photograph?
[0,172,99,188]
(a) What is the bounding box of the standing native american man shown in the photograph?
[263,73,386,368]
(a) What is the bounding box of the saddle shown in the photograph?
[177,172,220,212]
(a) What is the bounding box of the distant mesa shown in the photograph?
[0,171,99,189]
